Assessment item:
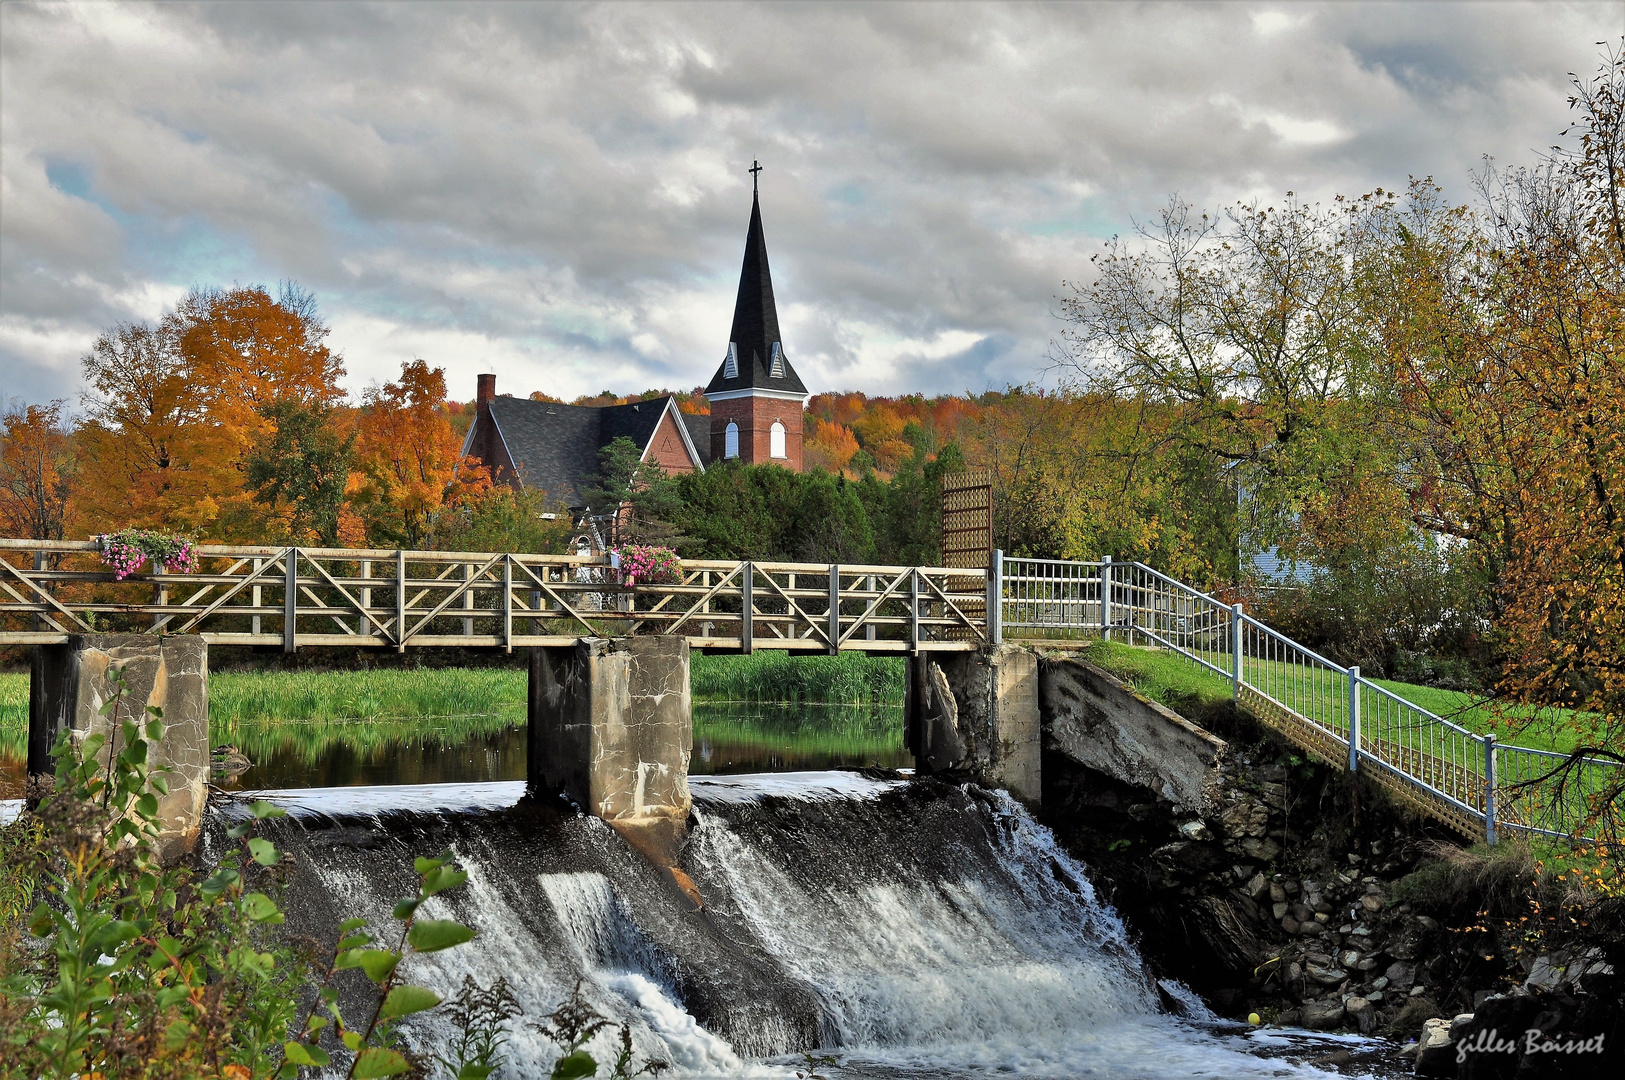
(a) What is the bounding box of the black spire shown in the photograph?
[704,182,807,397]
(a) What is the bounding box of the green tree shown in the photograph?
[245,399,356,545]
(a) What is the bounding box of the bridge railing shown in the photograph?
[992,551,1622,845]
[0,540,988,653]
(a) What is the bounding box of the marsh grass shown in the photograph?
[691,652,904,705]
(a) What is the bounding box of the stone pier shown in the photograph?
[527,636,693,832]
[29,634,210,859]
[907,644,1042,807]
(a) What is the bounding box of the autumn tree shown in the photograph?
[74,284,346,538]
[352,359,487,548]
[0,401,75,540]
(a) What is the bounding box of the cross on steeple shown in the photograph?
[749,160,762,194]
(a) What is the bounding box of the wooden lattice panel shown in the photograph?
[940,469,992,570]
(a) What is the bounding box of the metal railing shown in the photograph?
[991,551,1623,844]
[0,541,988,654]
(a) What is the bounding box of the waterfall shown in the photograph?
[236,774,1358,1078]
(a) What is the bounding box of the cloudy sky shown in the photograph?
[2,2,1620,409]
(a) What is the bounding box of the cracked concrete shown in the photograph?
[29,635,210,859]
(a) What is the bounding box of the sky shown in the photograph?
[2,1,1622,410]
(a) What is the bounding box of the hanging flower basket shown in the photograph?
[612,545,683,587]
[92,528,198,581]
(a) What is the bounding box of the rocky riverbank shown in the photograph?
[1040,698,1623,1077]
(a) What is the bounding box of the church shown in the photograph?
[461,176,810,509]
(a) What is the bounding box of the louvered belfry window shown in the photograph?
[724,343,739,379]
[769,342,785,378]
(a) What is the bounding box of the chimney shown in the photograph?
[477,373,496,408]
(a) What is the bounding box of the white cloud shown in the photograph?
[0,0,1617,409]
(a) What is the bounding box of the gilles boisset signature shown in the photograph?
[1456,1029,1606,1063]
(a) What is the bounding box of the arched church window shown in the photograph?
[770,420,786,459]
[725,421,740,459]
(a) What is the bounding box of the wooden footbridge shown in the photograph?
[4,539,1618,845]
[0,541,994,654]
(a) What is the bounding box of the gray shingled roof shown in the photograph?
[703,192,809,398]
[487,396,697,508]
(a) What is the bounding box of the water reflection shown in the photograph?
[0,702,907,793]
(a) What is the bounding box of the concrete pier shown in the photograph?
[527,637,693,828]
[29,634,210,859]
[907,644,1041,807]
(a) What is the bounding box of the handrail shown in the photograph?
[994,551,1621,844]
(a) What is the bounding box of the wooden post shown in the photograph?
[282,548,297,653]
[1484,735,1498,846]
[251,558,263,638]
[740,563,754,654]
[828,565,840,655]
[502,556,513,653]
[866,574,876,641]
[360,560,372,638]
[396,549,407,653]
[909,570,920,653]
[463,561,475,637]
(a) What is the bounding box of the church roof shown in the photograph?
[703,191,809,398]
[481,395,706,508]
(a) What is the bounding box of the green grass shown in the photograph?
[690,652,904,705]
[0,653,906,763]
[1081,640,1594,755]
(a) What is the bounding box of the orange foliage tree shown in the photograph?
[72,285,346,539]
[352,360,489,548]
[0,401,76,540]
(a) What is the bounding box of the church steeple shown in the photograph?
[704,168,809,471]
[704,180,807,397]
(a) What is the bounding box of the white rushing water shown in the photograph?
[259,776,1374,1079]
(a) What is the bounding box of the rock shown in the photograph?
[1524,950,1570,991]
[1239,837,1280,861]
[1273,902,1289,920]
[1415,1017,1457,1078]
[1373,976,1390,991]
[1356,955,1381,971]
[1277,1009,1300,1026]
[1270,881,1287,903]
[1298,920,1325,936]
[1177,819,1212,841]
[1299,999,1346,1029]
[1245,872,1269,900]
[1345,995,1376,1033]
[1410,985,1426,997]
[1313,912,1329,924]
[1446,1012,1476,1042]
[1291,903,1316,922]
[1306,959,1348,986]
[1339,949,1364,969]
[1282,916,1300,935]
[1388,923,1426,961]
[1360,893,1384,913]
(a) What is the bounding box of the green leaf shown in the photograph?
[248,837,280,866]
[199,868,240,896]
[156,985,190,1009]
[406,918,475,953]
[149,774,169,796]
[422,866,469,897]
[392,897,420,920]
[380,984,441,1019]
[552,1050,598,1080]
[241,892,282,924]
[357,948,400,984]
[93,919,141,951]
[163,1018,191,1051]
[352,1047,412,1078]
[227,821,253,839]
[458,1067,495,1080]
[338,931,372,951]
[28,904,54,937]
[146,719,164,740]
[339,916,369,933]
[283,1041,331,1067]
[147,705,163,719]
[251,800,287,819]
[341,1031,364,1051]
[135,792,159,818]
[413,853,449,875]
